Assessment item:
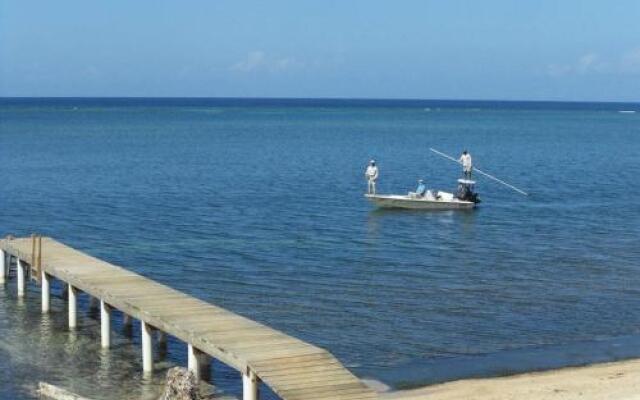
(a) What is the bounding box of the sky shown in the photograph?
[1,1,639,101]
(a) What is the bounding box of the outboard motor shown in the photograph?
[456,179,481,203]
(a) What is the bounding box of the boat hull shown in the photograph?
[365,194,476,210]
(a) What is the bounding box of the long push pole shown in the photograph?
[430,148,529,196]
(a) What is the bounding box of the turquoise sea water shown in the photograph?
[0,98,639,399]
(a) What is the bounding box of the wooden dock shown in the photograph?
[0,236,377,400]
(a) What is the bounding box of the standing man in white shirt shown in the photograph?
[365,160,379,194]
[459,150,473,179]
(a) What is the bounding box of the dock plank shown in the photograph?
[0,237,376,400]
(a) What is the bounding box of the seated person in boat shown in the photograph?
[415,179,427,197]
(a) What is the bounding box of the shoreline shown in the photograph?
[379,358,640,400]
[365,334,640,390]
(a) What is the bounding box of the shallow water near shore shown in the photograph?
[1,98,639,399]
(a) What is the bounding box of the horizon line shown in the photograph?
[1,96,638,105]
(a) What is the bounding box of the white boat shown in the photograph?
[365,179,479,210]
[365,193,476,210]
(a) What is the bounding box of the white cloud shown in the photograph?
[620,48,640,74]
[547,48,640,77]
[546,63,573,77]
[230,51,303,73]
[547,52,607,77]
[231,51,266,72]
[576,53,605,73]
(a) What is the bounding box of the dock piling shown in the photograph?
[141,321,153,373]
[41,271,50,313]
[68,284,77,329]
[188,344,212,381]
[187,344,199,376]
[243,369,259,400]
[0,249,5,284]
[0,236,377,400]
[17,258,25,297]
[100,300,111,348]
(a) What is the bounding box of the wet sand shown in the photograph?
[381,359,640,400]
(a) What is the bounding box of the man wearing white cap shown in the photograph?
[365,160,379,194]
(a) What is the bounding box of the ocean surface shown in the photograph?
[0,98,639,399]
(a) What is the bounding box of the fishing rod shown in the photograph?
[429,148,529,196]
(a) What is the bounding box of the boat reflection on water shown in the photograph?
[366,204,478,240]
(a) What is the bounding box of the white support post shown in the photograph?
[243,369,259,400]
[0,250,6,284]
[141,321,153,373]
[41,271,50,313]
[100,300,111,348]
[68,284,77,329]
[188,344,199,375]
[188,344,212,380]
[17,258,25,297]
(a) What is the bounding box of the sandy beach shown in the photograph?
[381,359,640,400]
